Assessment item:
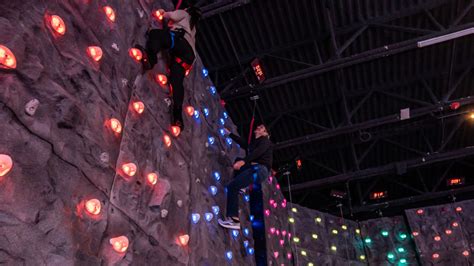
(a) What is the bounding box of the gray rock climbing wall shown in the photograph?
[359,216,417,265]
[0,0,255,265]
[405,199,474,265]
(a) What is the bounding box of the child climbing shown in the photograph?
[137,5,202,133]
[218,124,273,230]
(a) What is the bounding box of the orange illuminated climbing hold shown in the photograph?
[85,199,101,215]
[103,6,116,22]
[171,126,181,137]
[185,106,195,116]
[87,46,103,62]
[0,154,13,177]
[179,234,189,246]
[49,15,66,35]
[155,74,168,85]
[110,236,129,253]
[109,118,122,134]
[147,173,158,185]
[163,134,172,147]
[122,163,137,177]
[0,45,16,69]
[132,101,145,114]
[128,48,142,61]
[152,9,165,21]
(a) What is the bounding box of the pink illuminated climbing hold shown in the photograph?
[179,234,189,246]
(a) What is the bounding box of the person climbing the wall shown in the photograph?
[136,5,201,133]
[218,124,273,230]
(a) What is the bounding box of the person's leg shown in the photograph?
[225,167,255,219]
[144,29,172,68]
[169,60,186,128]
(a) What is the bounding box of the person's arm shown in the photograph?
[163,10,188,22]
[243,138,271,165]
[229,133,248,149]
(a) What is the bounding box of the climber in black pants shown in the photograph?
[218,124,273,230]
[137,6,201,133]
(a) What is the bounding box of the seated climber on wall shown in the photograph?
[137,5,201,132]
[218,124,273,230]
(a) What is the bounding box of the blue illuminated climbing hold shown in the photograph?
[209,86,216,95]
[194,110,200,119]
[244,228,250,236]
[191,213,200,224]
[219,128,226,136]
[244,195,250,202]
[225,251,233,260]
[223,112,228,119]
[247,247,254,255]
[232,230,239,238]
[213,171,221,181]
[209,186,217,195]
[243,240,249,248]
[202,68,209,77]
[212,206,220,215]
[203,108,209,117]
[219,118,225,125]
[208,136,215,145]
[205,212,213,222]
[249,215,254,221]
[226,137,232,145]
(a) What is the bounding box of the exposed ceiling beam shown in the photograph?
[283,146,474,192]
[201,0,251,18]
[224,23,474,101]
[274,96,474,151]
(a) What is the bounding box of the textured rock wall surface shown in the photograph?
[406,199,474,265]
[0,0,255,265]
[359,216,417,265]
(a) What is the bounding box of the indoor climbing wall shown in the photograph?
[359,216,417,265]
[262,176,294,265]
[405,199,474,265]
[0,0,255,265]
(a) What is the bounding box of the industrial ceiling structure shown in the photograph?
[197,0,474,219]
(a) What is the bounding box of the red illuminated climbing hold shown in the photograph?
[110,236,129,253]
[87,46,103,62]
[49,15,66,35]
[0,154,13,177]
[122,163,137,177]
[129,48,142,61]
[132,101,145,114]
[85,199,101,215]
[103,6,116,22]
[163,134,172,147]
[109,118,122,134]
[171,126,181,137]
[155,74,167,86]
[0,45,16,69]
[147,173,158,185]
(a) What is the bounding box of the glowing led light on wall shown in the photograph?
[399,233,407,239]
[110,236,129,253]
[434,236,441,241]
[121,163,137,177]
[212,206,219,215]
[171,126,181,137]
[0,154,13,177]
[163,134,172,147]
[147,173,158,185]
[223,112,228,119]
[291,207,298,213]
[243,228,249,236]
[129,48,143,61]
[412,231,419,236]
[103,6,116,22]
[179,234,189,246]
[209,86,216,95]
[315,217,322,223]
[452,222,459,227]
[0,45,16,69]
[301,250,307,256]
[155,74,168,85]
[287,253,292,259]
[416,209,424,215]
[226,138,232,145]
[400,258,407,264]
[289,217,295,223]
[232,230,239,238]
[244,195,250,202]
[85,199,101,215]
[387,253,395,260]
[433,253,440,259]
[312,234,318,239]
[270,227,275,234]
[209,186,217,195]
[193,110,200,119]
[264,209,270,216]
[341,225,347,230]
[132,101,145,114]
[202,68,209,77]
[203,108,209,117]
[185,106,195,116]
[213,172,220,181]
[247,248,254,255]
[219,129,226,136]
[49,15,66,35]
[381,230,389,237]
[204,213,213,221]
[445,229,453,235]
[152,9,165,21]
[279,239,284,246]
[87,46,103,62]
[225,251,232,260]
[109,118,122,134]
[364,238,372,244]
[191,213,200,224]
[332,229,338,235]
[208,136,215,145]
[219,118,225,125]
[398,247,405,253]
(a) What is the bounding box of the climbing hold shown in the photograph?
[0,154,13,177]
[129,48,142,61]
[170,126,181,137]
[0,45,16,69]
[155,74,167,86]
[103,6,116,22]
[163,134,172,147]
[87,46,103,62]
[109,118,122,134]
[48,15,66,36]
[24,99,40,116]
[147,173,158,185]
[177,200,183,207]
[110,236,129,253]
[179,234,189,246]
[132,101,145,114]
[85,199,101,215]
[161,209,168,218]
[121,163,137,177]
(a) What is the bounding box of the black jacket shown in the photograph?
[230,133,273,170]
